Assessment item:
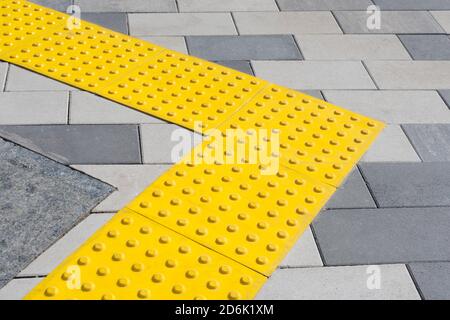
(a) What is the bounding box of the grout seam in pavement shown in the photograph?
[291,34,305,60]
[230,12,240,35]
[395,34,415,60]
[329,10,345,34]
[405,264,425,300]
[399,124,424,162]
[356,163,381,208]
[125,12,130,35]
[174,0,180,13]
[361,60,381,90]
[309,224,327,266]
[66,91,71,125]
[137,124,144,164]
[2,63,10,92]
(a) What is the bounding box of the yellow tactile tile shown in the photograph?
[25,209,266,300]
[127,141,335,276]
[219,86,385,187]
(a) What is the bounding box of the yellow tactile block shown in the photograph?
[127,141,335,276]
[25,209,266,300]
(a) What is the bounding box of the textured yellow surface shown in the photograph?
[1,0,384,300]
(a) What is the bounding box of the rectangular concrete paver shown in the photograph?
[399,35,450,60]
[20,213,114,276]
[129,13,237,36]
[0,92,68,125]
[323,90,450,124]
[360,125,420,162]
[216,61,254,75]
[256,264,420,300]
[334,11,445,34]
[326,168,376,209]
[82,13,128,34]
[277,0,374,10]
[431,11,450,33]
[70,91,166,124]
[280,227,323,268]
[29,0,71,12]
[186,35,302,61]
[252,61,376,89]
[140,124,202,164]
[73,0,177,13]
[233,12,342,35]
[0,125,141,164]
[0,63,7,90]
[374,0,450,10]
[439,90,450,109]
[409,262,450,300]
[403,124,450,161]
[0,278,43,300]
[72,165,171,212]
[364,61,450,89]
[314,208,450,265]
[139,36,188,54]
[360,163,450,207]
[6,66,76,92]
[178,0,278,12]
[295,35,410,60]
[0,138,113,286]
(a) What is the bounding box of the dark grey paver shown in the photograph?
[359,163,450,207]
[29,0,72,12]
[326,168,376,209]
[403,124,450,161]
[333,11,445,34]
[216,61,254,75]
[0,138,113,288]
[82,13,128,34]
[399,35,450,60]
[276,0,374,10]
[438,90,450,109]
[373,0,450,10]
[409,262,450,300]
[313,208,450,266]
[186,35,302,61]
[0,125,141,164]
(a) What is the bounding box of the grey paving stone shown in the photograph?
[216,61,254,75]
[72,165,171,212]
[0,92,68,125]
[431,11,450,33]
[374,0,450,10]
[439,90,450,109]
[256,264,420,300]
[70,91,165,124]
[0,63,7,90]
[360,125,420,162]
[129,13,237,36]
[277,0,374,10]
[6,66,76,91]
[403,124,450,161]
[73,0,177,13]
[365,61,450,89]
[409,262,450,300]
[186,35,302,61]
[359,163,450,207]
[399,35,450,60]
[0,125,141,164]
[280,227,323,268]
[140,124,202,164]
[0,138,113,287]
[334,11,445,34]
[233,12,342,35]
[81,13,128,34]
[313,208,450,265]
[323,90,450,124]
[139,36,188,54]
[326,168,376,209]
[295,35,410,60]
[29,0,71,12]
[252,61,376,89]
[20,213,114,276]
[178,0,278,12]
[0,278,43,300]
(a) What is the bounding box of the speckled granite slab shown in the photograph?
[0,138,114,288]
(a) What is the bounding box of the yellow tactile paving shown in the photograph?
[127,141,335,276]
[25,209,266,300]
[0,0,385,300]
